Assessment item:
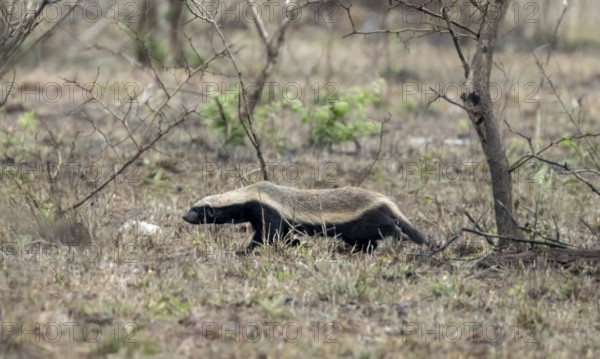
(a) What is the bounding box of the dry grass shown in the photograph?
[1,1,599,358]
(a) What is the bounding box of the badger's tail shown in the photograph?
[395,219,427,245]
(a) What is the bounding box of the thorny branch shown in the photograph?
[68,111,194,211]
[506,121,600,196]
[530,47,599,167]
[389,0,477,36]
[502,1,598,198]
[187,0,273,181]
[65,50,224,211]
[0,1,80,77]
[338,0,473,40]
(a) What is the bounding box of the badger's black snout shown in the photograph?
[182,208,199,224]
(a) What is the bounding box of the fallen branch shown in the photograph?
[462,227,574,250]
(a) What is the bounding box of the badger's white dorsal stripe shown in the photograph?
[195,182,411,226]
[184,181,426,255]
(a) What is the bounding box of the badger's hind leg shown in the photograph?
[343,238,378,253]
[356,240,378,253]
[271,228,300,248]
[283,235,301,247]
[393,223,426,245]
[392,226,406,241]
[268,222,299,247]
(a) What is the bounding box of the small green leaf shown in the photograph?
[559,139,574,149]
[458,118,470,131]
[17,111,37,131]
[332,101,349,118]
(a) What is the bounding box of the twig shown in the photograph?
[464,210,494,245]
[428,231,462,255]
[1,1,80,76]
[426,86,465,110]
[469,250,496,269]
[391,0,477,36]
[528,154,599,196]
[342,27,442,39]
[13,179,40,211]
[467,0,484,14]
[579,218,599,241]
[247,0,269,46]
[544,1,569,66]
[495,200,520,228]
[1,68,16,106]
[338,0,472,40]
[551,215,561,244]
[442,6,470,79]
[518,223,571,247]
[64,72,142,152]
[354,115,390,187]
[531,45,600,169]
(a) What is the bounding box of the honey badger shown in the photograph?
[183,181,426,254]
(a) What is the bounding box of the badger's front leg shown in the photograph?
[236,220,291,256]
[235,230,264,256]
[236,220,278,255]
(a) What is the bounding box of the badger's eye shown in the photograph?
[204,206,215,218]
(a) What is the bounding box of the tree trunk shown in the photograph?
[461,0,521,248]
[136,0,157,66]
[169,0,185,66]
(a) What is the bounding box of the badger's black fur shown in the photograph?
[183,181,426,254]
